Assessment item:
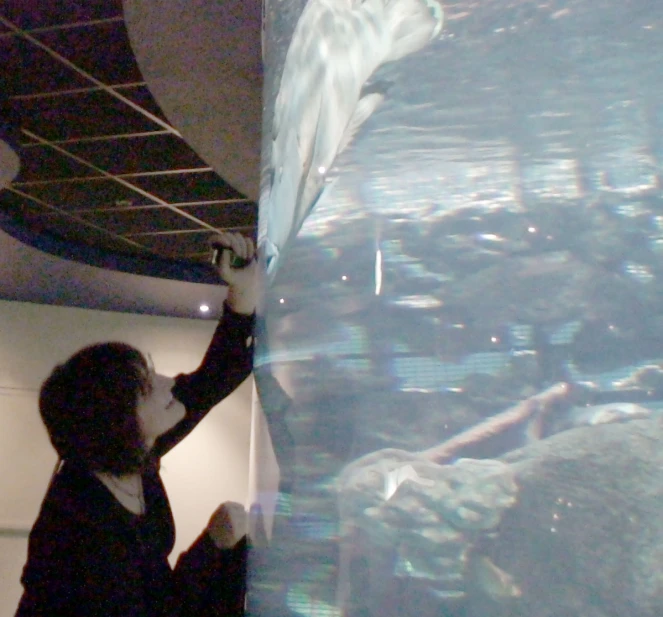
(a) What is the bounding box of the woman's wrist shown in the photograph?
[225,287,256,315]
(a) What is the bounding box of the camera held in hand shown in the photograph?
[210,243,253,269]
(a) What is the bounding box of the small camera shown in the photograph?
[210,244,252,269]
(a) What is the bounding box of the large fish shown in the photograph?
[259,0,444,279]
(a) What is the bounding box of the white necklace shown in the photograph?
[99,474,145,514]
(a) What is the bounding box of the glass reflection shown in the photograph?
[251,1,663,616]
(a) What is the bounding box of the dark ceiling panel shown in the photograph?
[19,90,165,140]
[78,206,205,236]
[6,37,92,96]
[36,21,143,85]
[0,187,41,216]
[64,133,208,175]
[0,3,258,271]
[1,1,123,30]
[25,214,147,254]
[18,133,39,146]
[182,202,257,230]
[0,192,146,253]
[13,178,158,211]
[129,171,245,203]
[14,145,101,182]
[136,231,216,258]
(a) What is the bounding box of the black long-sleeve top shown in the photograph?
[15,307,255,617]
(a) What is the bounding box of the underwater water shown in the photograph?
[251,1,663,616]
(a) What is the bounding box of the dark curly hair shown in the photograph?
[39,342,153,475]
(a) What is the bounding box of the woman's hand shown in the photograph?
[211,232,257,315]
[206,501,247,549]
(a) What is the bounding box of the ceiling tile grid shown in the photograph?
[0,2,257,264]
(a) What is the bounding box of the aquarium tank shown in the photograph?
[249,1,663,616]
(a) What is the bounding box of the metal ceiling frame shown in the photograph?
[14,128,236,234]
[19,129,172,147]
[13,167,216,186]
[13,82,148,103]
[0,15,125,37]
[1,10,256,262]
[7,185,147,249]
[1,15,180,135]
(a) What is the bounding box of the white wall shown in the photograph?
[0,299,253,617]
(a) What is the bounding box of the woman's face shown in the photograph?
[136,368,186,449]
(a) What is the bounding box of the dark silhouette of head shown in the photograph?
[39,342,153,475]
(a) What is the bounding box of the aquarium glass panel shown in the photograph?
[250,1,663,616]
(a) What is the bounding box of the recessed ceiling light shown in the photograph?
[199,304,210,313]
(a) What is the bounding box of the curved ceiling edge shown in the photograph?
[0,140,20,190]
[1,93,21,189]
[123,0,263,202]
[0,213,221,286]
[0,222,228,319]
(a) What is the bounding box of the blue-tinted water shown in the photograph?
[252,1,663,616]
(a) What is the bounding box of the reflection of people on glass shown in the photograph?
[15,232,257,617]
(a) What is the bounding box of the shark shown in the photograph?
[259,0,444,279]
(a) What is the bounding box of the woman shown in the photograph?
[15,233,257,617]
